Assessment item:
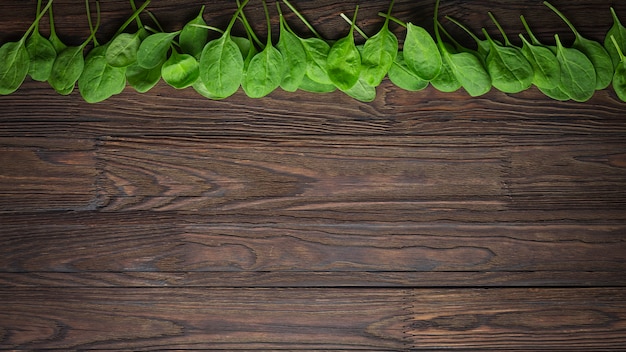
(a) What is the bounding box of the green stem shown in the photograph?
[340,13,368,40]
[22,0,54,43]
[520,15,542,46]
[114,0,151,37]
[190,24,225,34]
[129,0,143,28]
[438,21,462,50]
[544,1,580,38]
[281,0,323,40]
[611,35,626,62]
[235,0,263,48]
[488,11,511,46]
[445,16,482,45]
[263,0,271,45]
[350,6,359,39]
[146,10,165,32]
[86,0,100,46]
[377,12,407,28]
[383,0,395,27]
[81,0,100,49]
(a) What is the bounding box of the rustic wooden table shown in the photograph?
[1,0,626,349]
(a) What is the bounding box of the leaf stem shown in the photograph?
[146,10,165,33]
[340,13,368,40]
[23,0,54,42]
[544,1,580,38]
[445,16,482,45]
[488,12,511,46]
[520,15,542,46]
[377,12,407,28]
[86,0,100,46]
[281,0,323,40]
[235,0,263,48]
[114,0,151,38]
[611,35,626,61]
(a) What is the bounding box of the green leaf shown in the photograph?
[360,0,398,87]
[403,23,442,80]
[126,60,163,93]
[538,85,571,101]
[48,45,86,95]
[301,37,333,85]
[298,73,337,93]
[327,7,361,91]
[137,31,181,69]
[482,29,533,94]
[0,42,30,95]
[555,34,596,102]
[162,49,200,89]
[198,0,249,98]
[26,31,57,82]
[78,45,127,103]
[519,34,561,89]
[430,44,461,93]
[605,8,626,69]
[179,5,209,58]
[388,51,428,91]
[106,29,146,68]
[609,35,626,102]
[276,14,307,92]
[340,77,376,102]
[243,46,285,98]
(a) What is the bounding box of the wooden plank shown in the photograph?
[94,138,626,216]
[0,138,98,212]
[0,288,624,350]
[2,213,624,285]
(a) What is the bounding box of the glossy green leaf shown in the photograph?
[106,29,146,68]
[555,34,596,102]
[162,49,200,89]
[388,51,428,91]
[605,8,626,69]
[519,34,560,89]
[298,74,337,93]
[360,0,398,87]
[340,77,376,102]
[126,60,163,93]
[78,45,127,103]
[276,14,307,92]
[301,37,333,85]
[544,1,613,90]
[26,31,57,82]
[327,8,361,91]
[404,23,442,80]
[179,5,208,58]
[137,31,180,69]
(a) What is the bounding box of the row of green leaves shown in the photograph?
[1,0,625,103]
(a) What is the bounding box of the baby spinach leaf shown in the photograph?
[519,34,561,90]
[47,1,67,53]
[388,51,429,91]
[0,0,53,95]
[126,60,163,93]
[276,9,307,92]
[327,7,362,91]
[538,85,570,101]
[433,2,489,97]
[544,1,613,90]
[78,45,127,103]
[25,0,56,82]
[104,0,152,68]
[430,44,461,93]
[199,0,249,99]
[301,37,333,85]
[605,8,626,69]
[49,0,101,95]
[340,77,376,102]
[298,74,337,93]
[242,0,285,98]
[179,5,208,59]
[137,31,180,69]
[445,16,491,60]
[609,35,626,102]
[404,23,442,81]
[554,34,596,102]
[482,13,533,94]
[106,29,147,68]
[161,48,200,89]
[360,0,398,87]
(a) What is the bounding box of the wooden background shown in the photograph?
[2,0,626,350]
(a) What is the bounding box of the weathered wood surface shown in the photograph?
[2,0,626,350]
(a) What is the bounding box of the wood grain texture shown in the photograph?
[1,0,626,350]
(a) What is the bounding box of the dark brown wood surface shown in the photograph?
[2,0,626,350]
